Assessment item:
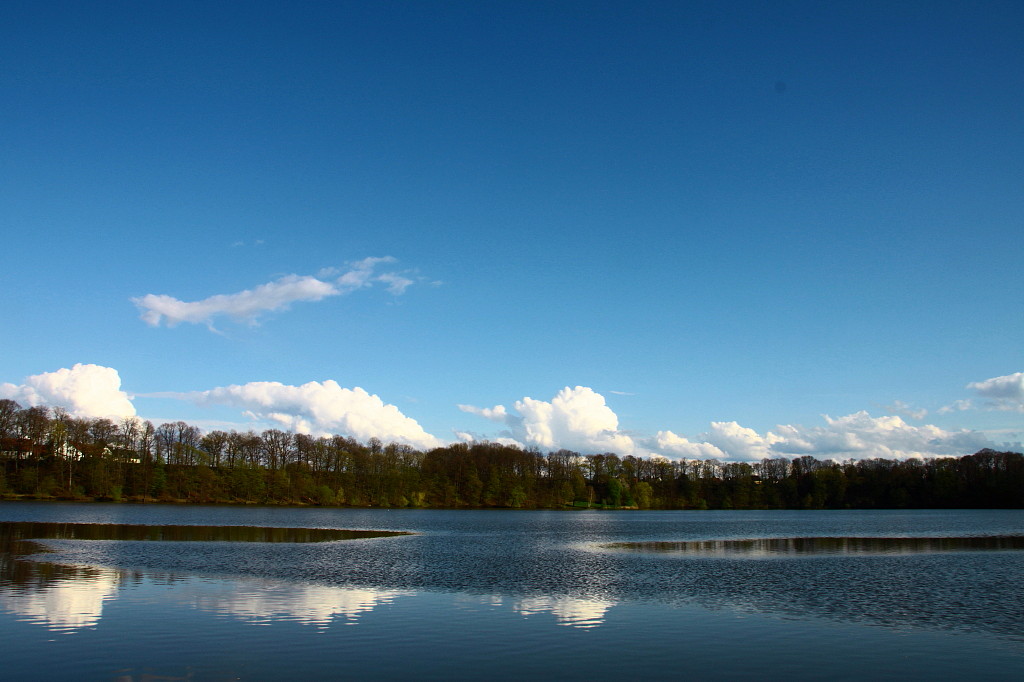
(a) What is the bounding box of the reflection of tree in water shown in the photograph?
[1,521,408,590]
[1,521,409,545]
[605,535,1024,556]
[1,523,98,590]
[588,541,1024,639]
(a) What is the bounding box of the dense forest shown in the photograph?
[0,399,1021,509]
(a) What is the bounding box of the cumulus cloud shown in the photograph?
[189,380,442,450]
[132,256,417,328]
[459,386,636,454]
[966,371,1024,412]
[0,364,136,420]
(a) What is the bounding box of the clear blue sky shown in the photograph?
[2,1,1021,459]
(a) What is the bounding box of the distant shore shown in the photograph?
[3,408,1021,510]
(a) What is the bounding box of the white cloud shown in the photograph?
[516,387,636,454]
[460,386,636,455]
[459,384,999,461]
[132,256,416,328]
[375,272,414,295]
[701,421,784,460]
[335,256,396,291]
[460,385,995,458]
[767,411,992,460]
[457,404,509,422]
[453,430,525,448]
[190,380,443,450]
[0,364,136,420]
[654,431,726,460]
[132,275,337,328]
[654,413,993,462]
[884,400,927,420]
[938,399,973,414]
[457,386,994,461]
[967,371,1024,412]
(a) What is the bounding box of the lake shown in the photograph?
[1,503,1022,680]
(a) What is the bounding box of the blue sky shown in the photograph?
[2,1,1022,460]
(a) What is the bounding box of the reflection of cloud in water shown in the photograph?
[192,583,411,627]
[513,595,615,628]
[1,568,120,632]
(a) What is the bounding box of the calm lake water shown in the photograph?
[1,503,1022,680]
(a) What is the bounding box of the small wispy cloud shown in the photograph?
[132,256,418,330]
[457,404,510,422]
[884,400,928,420]
[938,399,973,415]
[376,272,415,295]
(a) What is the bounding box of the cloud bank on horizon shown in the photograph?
[131,257,414,329]
[458,386,999,461]
[2,364,1019,460]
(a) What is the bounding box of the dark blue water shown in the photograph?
[1,503,1022,680]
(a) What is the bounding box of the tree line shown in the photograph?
[0,399,1021,509]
